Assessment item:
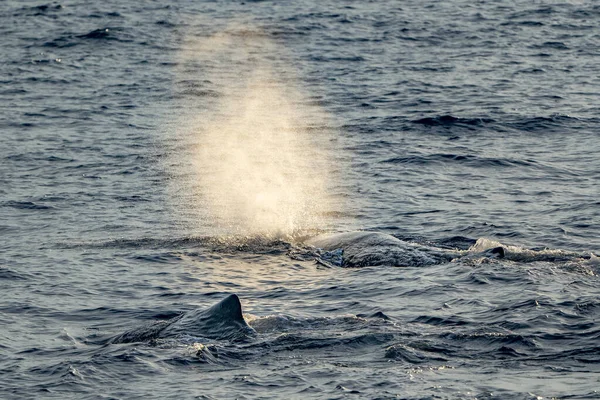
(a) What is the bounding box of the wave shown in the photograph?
[3,200,53,210]
[411,113,593,134]
[0,266,30,281]
[43,27,134,48]
[380,153,538,169]
[413,115,494,126]
[15,3,64,16]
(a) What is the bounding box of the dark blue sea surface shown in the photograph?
[1,0,600,399]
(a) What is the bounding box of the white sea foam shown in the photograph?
[469,237,583,263]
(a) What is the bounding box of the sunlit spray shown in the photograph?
[167,25,337,238]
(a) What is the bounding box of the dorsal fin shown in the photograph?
[109,293,253,344]
[207,294,245,322]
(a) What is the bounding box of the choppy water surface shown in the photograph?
[2,0,600,399]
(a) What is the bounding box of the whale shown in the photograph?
[304,231,509,268]
[305,231,457,268]
[304,231,599,268]
[110,294,255,344]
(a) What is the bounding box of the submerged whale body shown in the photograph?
[305,231,595,268]
[111,294,254,344]
[306,231,456,268]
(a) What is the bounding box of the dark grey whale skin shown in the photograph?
[305,231,457,268]
[305,231,591,268]
[110,294,254,344]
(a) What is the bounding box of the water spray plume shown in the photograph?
[169,25,336,238]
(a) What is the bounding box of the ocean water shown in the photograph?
[1,0,600,399]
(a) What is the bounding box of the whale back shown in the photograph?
[307,231,452,268]
[111,294,254,344]
[307,231,403,251]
